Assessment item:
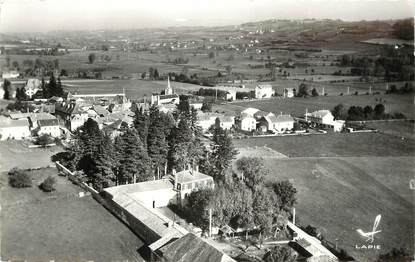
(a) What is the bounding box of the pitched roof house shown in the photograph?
[157,233,235,262]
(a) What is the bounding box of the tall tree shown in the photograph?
[208,124,238,180]
[91,135,116,190]
[117,128,151,184]
[133,107,150,146]
[3,79,11,100]
[147,107,168,178]
[272,180,297,211]
[236,157,268,191]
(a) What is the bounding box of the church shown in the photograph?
[150,77,180,106]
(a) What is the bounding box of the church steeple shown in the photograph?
[165,76,173,95]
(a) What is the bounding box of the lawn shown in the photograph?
[216,93,414,117]
[0,140,63,172]
[233,132,415,157]
[261,156,414,262]
[0,167,145,261]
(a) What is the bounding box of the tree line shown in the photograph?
[332,103,406,121]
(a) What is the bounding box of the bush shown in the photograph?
[36,134,54,147]
[8,169,32,188]
[39,176,56,192]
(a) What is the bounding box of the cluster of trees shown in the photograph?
[197,88,227,99]
[236,91,254,100]
[17,58,61,77]
[171,57,189,64]
[332,103,405,121]
[2,46,65,56]
[296,83,309,97]
[39,75,64,98]
[168,72,214,87]
[185,156,297,238]
[386,82,413,94]
[339,53,414,81]
[55,99,235,191]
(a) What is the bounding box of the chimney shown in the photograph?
[173,169,177,189]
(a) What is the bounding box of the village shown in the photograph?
[0,4,414,262]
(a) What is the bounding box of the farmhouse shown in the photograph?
[238,113,256,132]
[0,116,30,140]
[259,114,294,133]
[217,115,235,130]
[255,84,274,99]
[306,110,345,132]
[24,78,41,98]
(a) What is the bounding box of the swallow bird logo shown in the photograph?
[356,214,382,243]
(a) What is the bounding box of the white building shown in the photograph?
[24,78,41,99]
[225,90,236,101]
[37,119,61,137]
[2,71,19,79]
[306,110,345,132]
[0,116,31,140]
[239,114,257,132]
[255,84,274,99]
[259,113,294,133]
[217,115,235,130]
[283,88,295,98]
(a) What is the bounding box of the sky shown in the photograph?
[0,0,414,32]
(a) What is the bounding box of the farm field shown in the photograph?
[232,132,415,157]
[0,167,145,261]
[217,93,414,117]
[0,140,63,172]
[367,121,415,141]
[260,156,414,262]
[62,78,207,99]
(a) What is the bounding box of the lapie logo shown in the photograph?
[355,214,382,250]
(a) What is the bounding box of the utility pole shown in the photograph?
[293,207,296,225]
[347,86,350,95]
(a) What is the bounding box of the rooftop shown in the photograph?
[105,179,173,195]
[38,118,59,127]
[159,94,179,100]
[173,169,213,184]
[159,233,235,262]
[275,114,294,123]
[308,110,332,118]
[0,116,29,128]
